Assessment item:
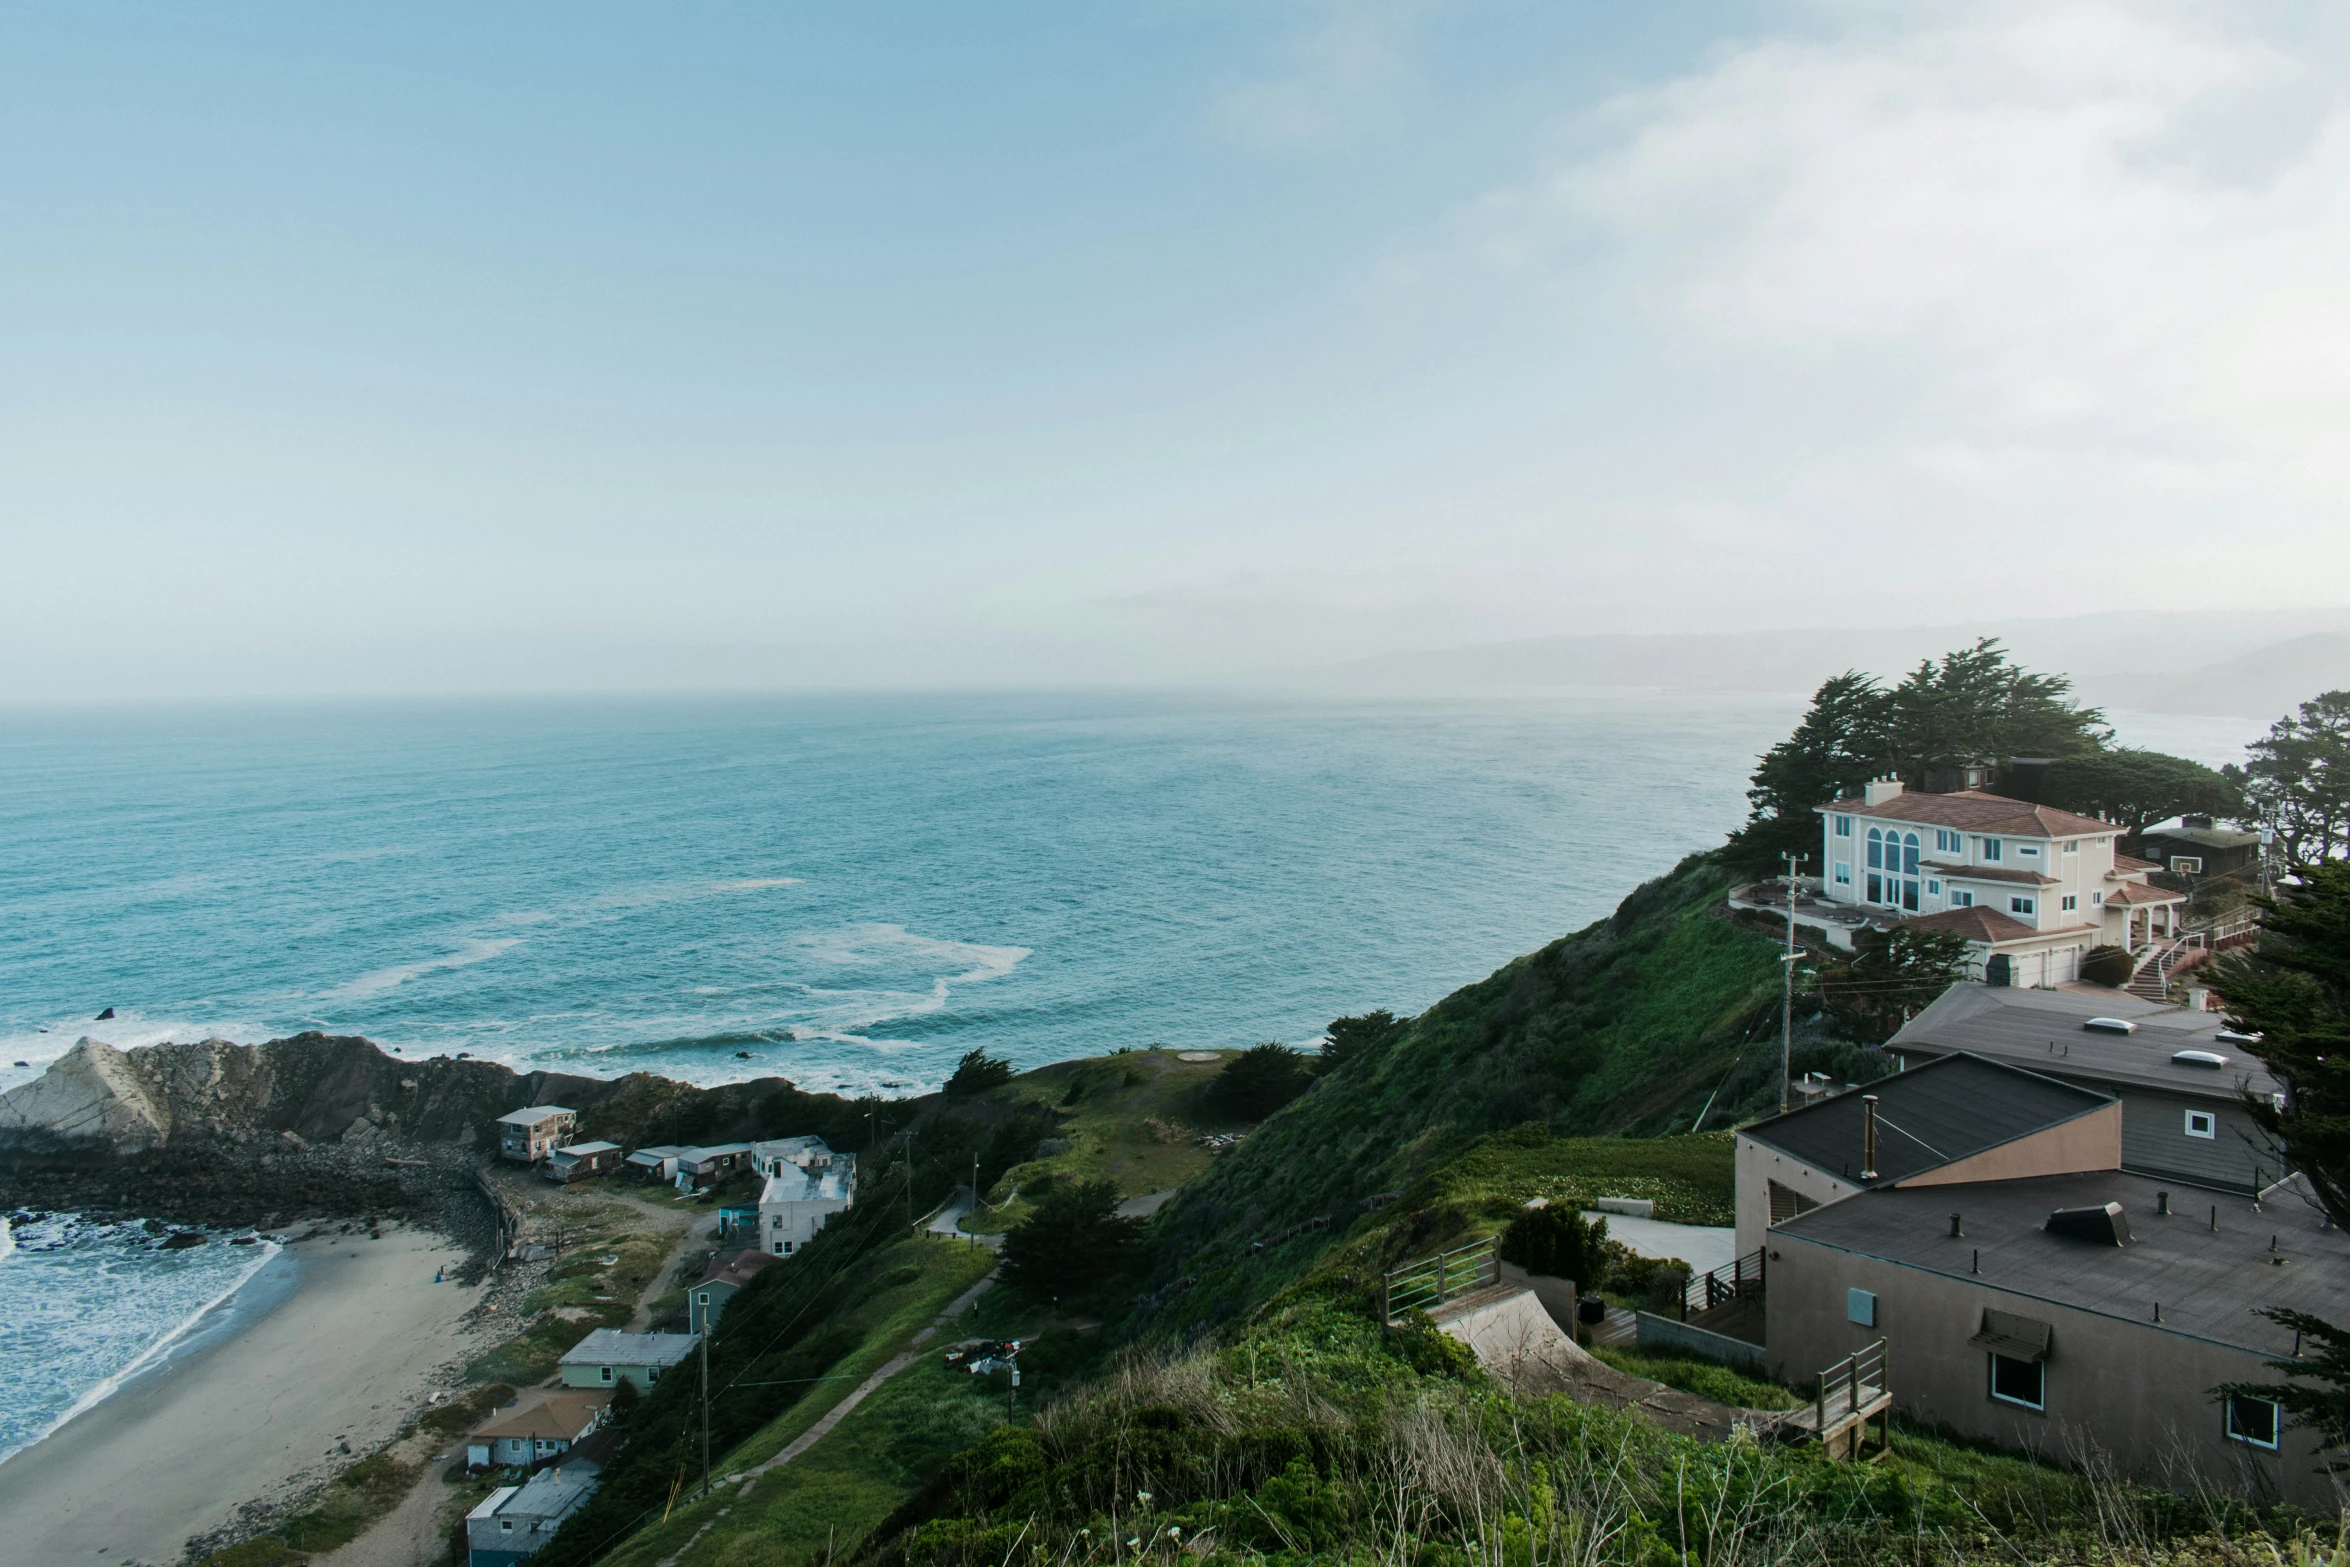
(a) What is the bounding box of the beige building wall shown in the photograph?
[1764,1234,2341,1511]
[1897,1103,2121,1188]
[1734,1133,1860,1256]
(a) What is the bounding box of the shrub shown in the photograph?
[1318,1010,1402,1074]
[1497,1204,1606,1290]
[999,1179,1143,1299]
[1207,1043,1315,1121]
[2081,944,2135,987]
[942,1049,1015,1098]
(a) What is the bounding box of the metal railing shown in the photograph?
[1680,1248,1765,1320]
[1814,1338,1888,1436]
[1381,1236,1498,1327]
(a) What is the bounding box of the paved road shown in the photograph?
[1117,1188,1178,1218]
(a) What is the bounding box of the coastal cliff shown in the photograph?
[0,1032,803,1237]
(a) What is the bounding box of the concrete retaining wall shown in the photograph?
[1635,1311,1768,1373]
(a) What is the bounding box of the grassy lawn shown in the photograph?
[1419,1126,1736,1226]
[1589,1344,1799,1410]
[965,1047,1246,1231]
[591,1236,1000,1567]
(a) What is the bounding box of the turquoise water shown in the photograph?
[0,691,1801,1098]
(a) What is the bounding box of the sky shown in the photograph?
[7,1,2350,698]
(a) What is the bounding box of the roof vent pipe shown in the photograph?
[1949,1212,1963,1238]
[1861,1095,1880,1182]
[2157,1191,2170,1216]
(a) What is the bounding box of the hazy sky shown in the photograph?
[9,2,2350,697]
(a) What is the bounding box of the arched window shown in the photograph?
[1866,827,1883,870]
[1902,833,1920,876]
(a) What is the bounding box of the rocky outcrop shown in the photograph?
[0,1032,796,1158]
[0,1037,175,1153]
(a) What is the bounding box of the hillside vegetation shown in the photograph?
[1143,853,1784,1330]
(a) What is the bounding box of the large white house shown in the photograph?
[1815,779,2188,988]
[752,1135,856,1256]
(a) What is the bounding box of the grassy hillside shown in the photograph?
[1144,852,1783,1329]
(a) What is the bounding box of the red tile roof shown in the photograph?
[1816,790,2114,839]
[2104,881,2187,906]
[2114,852,2162,873]
[1924,861,2058,887]
[1899,908,2099,944]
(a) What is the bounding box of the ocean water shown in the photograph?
[0,690,1821,1098]
[0,689,2271,1457]
[0,1215,284,1463]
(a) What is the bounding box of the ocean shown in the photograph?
[0,690,1824,1097]
[0,689,2267,1456]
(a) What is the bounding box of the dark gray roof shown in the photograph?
[1889,985,2280,1102]
[1741,1054,2114,1186]
[1773,1170,2348,1357]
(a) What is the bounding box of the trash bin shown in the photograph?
[1576,1294,1606,1325]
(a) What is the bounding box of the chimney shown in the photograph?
[1861,1095,1880,1181]
[1862,777,1906,807]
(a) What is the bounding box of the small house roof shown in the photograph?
[554,1141,621,1157]
[2113,852,2164,873]
[2104,881,2186,906]
[498,1105,576,1126]
[1817,790,2114,840]
[1740,1053,2114,1188]
[696,1250,783,1290]
[559,1329,700,1369]
[472,1391,611,1442]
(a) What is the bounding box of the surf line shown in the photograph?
[4,1234,283,1462]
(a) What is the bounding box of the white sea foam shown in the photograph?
[324,937,523,1001]
[0,1218,280,1463]
[788,924,1031,984]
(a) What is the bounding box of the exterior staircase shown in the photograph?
[2127,938,2189,1003]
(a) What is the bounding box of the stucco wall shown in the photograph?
[1735,1132,1859,1257]
[1898,1103,2121,1188]
[1764,1233,2338,1510]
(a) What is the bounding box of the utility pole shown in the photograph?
[699,1325,711,1500]
[971,1153,981,1231]
[1781,852,1800,1114]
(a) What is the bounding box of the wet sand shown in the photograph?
[0,1225,485,1566]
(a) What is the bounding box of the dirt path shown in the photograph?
[313,1434,461,1567]
[630,1217,707,1332]
[728,1270,999,1500]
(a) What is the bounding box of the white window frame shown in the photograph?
[1951,890,1974,908]
[1989,1353,2045,1411]
[2061,894,2077,911]
[599,1365,614,1383]
[2010,895,2035,915]
[2225,1394,2282,1450]
[1833,862,1851,886]
[1927,879,1941,896]
[1835,815,1853,837]
[2062,839,2078,855]
[2093,891,2105,905]
[2186,1110,2217,1140]
[2019,844,2040,858]
[1982,838,2003,862]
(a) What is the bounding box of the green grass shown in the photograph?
[272,1452,419,1554]
[1419,1125,1735,1226]
[189,1539,308,1567]
[1588,1344,1799,1410]
[583,1237,1002,1567]
[963,1047,1244,1231]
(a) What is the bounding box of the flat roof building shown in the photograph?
[1764,1169,2348,1510]
[496,1106,576,1165]
[1889,985,2285,1193]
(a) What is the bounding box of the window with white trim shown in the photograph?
[599,1366,614,1383]
[1835,815,1852,837]
[1982,838,2003,862]
[2010,896,2035,915]
[1927,879,1941,896]
[2019,845,2040,858]
[2226,1394,2281,1449]
[2062,839,2078,854]
[1935,829,1962,853]
[2092,891,2104,905]
[2186,1110,2216,1140]
[1951,890,1974,907]
[1989,1354,2044,1410]
[2061,894,2076,911]
[1834,862,1851,885]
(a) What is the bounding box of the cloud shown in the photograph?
[1402,0,2350,600]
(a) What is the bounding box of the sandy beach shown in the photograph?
[0,1224,486,1567]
